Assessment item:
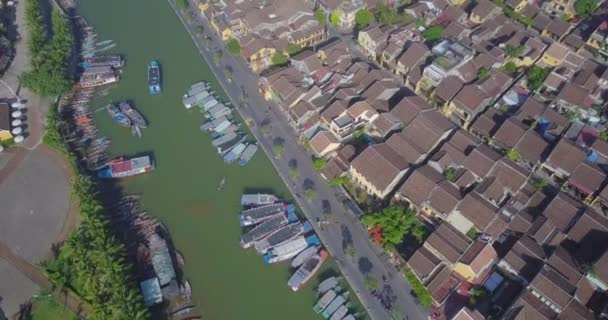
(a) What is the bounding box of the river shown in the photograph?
[77,0,344,319]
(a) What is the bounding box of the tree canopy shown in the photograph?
[22,0,73,96]
[176,0,189,10]
[271,52,288,66]
[362,206,428,246]
[226,38,241,55]
[422,25,444,44]
[355,9,373,29]
[375,4,413,26]
[42,106,148,320]
[330,10,340,27]
[287,43,303,56]
[526,66,549,91]
[314,8,327,25]
[504,45,524,58]
[574,0,598,19]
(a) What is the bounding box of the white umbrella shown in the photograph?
[14,135,24,143]
[11,119,22,126]
[11,127,22,134]
[0,145,4,152]
[11,111,22,118]
[11,102,24,110]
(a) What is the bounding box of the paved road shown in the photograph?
[170,3,428,320]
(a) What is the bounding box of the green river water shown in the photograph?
[78,0,343,319]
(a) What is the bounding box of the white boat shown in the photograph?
[342,315,356,320]
[240,203,285,226]
[213,119,233,133]
[240,213,288,248]
[317,276,340,294]
[223,143,247,164]
[211,132,237,147]
[238,144,258,166]
[254,222,312,254]
[202,97,219,110]
[288,250,329,292]
[264,235,319,264]
[322,293,348,318]
[291,246,319,268]
[330,305,349,320]
[314,290,337,313]
[241,194,278,206]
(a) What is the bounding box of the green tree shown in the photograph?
[600,130,608,142]
[528,177,548,190]
[213,50,223,65]
[21,3,73,97]
[574,0,598,19]
[506,149,520,161]
[365,276,379,290]
[504,45,524,58]
[42,106,149,320]
[443,167,458,182]
[287,43,303,56]
[403,267,432,307]
[502,61,519,74]
[345,244,356,261]
[375,4,413,25]
[314,8,327,25]
[564,110,580,122]
[355,9,373,29]
[526,66,549,91]
[176,0,189,10]
[478,67,490,80]
[329,176,349,187]
[226,38,241,55]
[290,166,300,178]
[273,145,284,158]
[422,25,444,43]
[330,10,341,27]
[271,52,289,66]
[305,189,317,201]
[362,207,428,246]
[313,158,328,170]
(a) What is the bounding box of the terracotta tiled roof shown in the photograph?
[569,162,606,196]
[543,192,584,233]
[502,235,545,282]
[493,117,528,150]
[350,144,409,194]
[508,290,558,320]
[566,208,608,262]
[390,96,432,126]
[453,85,488,113]
[530,265,576,310]
[427,181,463,216]
[557,83,592,109]
[516,98,546,122]
[398,42,430,70]
[309,131,339,156]
[459,240,497,276]
[426,265,461,304]
[425,222,472,263]
[408,246,442,281]
[398,165,444,207]
[462,144,502,179]
[471,108,506,138]
[558,300,595,320]
[435,76,464,103]
[456,192,500,230]
[547,246,582,285]
[546,138,586,175]
[515,130,551,164]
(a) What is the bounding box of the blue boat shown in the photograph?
[148,60,161,94]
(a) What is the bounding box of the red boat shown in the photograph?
[97,156,154,178]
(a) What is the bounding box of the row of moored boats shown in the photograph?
[313,277,358,320]
[183,82,258,166]
[238,194,327,291]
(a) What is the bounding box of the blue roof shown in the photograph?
[140,277,163,306]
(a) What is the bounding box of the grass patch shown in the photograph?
[31,295,78,320]
[402,267,432,308]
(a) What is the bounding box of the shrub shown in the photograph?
[526,66,549,91]
[226,38,241,55]
[271,52,288,66]
[355,9,373,29]
[176,0,188,10]
[314,8,327,25]
[313,158,328,170]
[403,268,433,307]
[422,25,444,43]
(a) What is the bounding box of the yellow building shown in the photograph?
[541,42,570,67]
[357,26,384,60]
[453,241,497,282]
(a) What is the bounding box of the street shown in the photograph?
[169,2,428,320]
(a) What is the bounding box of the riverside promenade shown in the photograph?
[168,2,428,319]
